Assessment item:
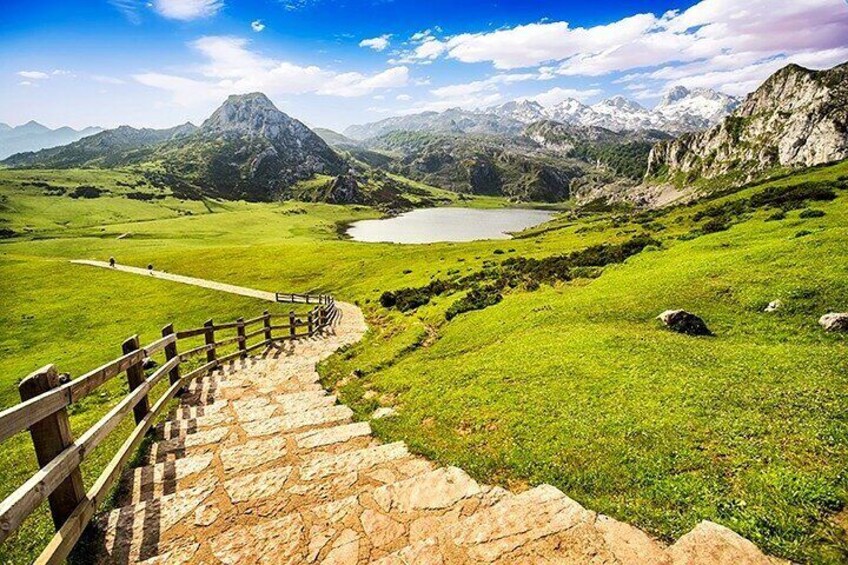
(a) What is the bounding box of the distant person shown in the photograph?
[109,257,116,268]
[147,264,153,275]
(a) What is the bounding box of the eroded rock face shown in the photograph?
[647,62,848,184]
[819,312,848,332]
[658,310,713,336]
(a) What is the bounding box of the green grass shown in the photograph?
[1,164,847,563]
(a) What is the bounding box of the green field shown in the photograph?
[1,164,847,563]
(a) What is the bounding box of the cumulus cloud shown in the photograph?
[251,20,265,32]
[17,71,49,80]
[359,35,391,52]
[399,0,848,96]
[151,0,223,21]
[134,36,409,105]
[396,94,412,101]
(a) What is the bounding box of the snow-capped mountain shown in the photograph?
[344,86,739,140]
[490,87,739,133]
[654,86,741,130]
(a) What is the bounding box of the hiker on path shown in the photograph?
[109,257,116,268]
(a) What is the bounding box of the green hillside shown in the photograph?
[0,162,846,563]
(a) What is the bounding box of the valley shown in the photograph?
[1,157,847,563]
[1,44,847,565]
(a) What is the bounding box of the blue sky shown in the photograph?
[2,0,847,131]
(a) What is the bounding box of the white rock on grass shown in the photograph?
[819,312,848,332]
[372,407,397,420]
[764,299,783,312]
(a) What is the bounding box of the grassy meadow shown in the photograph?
[0,164,846,563]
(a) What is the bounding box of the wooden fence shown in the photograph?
[0,294,336,564]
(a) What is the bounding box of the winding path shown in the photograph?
[73,260,777,564]
[71,260,277,302]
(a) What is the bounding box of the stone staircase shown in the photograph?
[94,303,780,564]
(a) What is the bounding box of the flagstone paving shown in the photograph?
[96,301,781,564]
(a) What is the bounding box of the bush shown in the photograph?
[69,185,103,199]
[749,182,837,210]
[798,209,825,218]
[445,286,502,320]
[701,217,730,234]
[765,210,786,222]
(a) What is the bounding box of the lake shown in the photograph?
[346,207,556,244]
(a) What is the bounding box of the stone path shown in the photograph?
[88,290,780,563]
[71,260,277,302]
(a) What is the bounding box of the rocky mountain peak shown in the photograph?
[201,92,306,139]
[646,61,848,185]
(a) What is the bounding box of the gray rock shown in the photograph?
[657,310,713,336]
[819,312,848,332]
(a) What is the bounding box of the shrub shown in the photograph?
[445,286,502,320]
[701,217,730,234]
[765,210,786,222]
[69,185,103,199]
[798,209,825,218]
[749,182,837,210]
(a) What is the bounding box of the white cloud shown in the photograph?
[523,86,603,106]
[17,71,49,80]
[108,0,142,24]
[18,81,34,87]
[151,0,223,21]
[92,75,126,85]
[396,94,412,101]
[134,36,409,105]
[251,20,265,32]
[359,35,391,52]
[397,0,848,97]
[430,73,538,99]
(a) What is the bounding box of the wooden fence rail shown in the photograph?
[0,292,336,564]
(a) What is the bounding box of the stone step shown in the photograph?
[241,404,354,438]
[230,390,337,423]
[148,426,231,464]
[298,441,410,481]
[98,482,217,564]
[157,411,232,440]
[375,483,670,564]
[127,453,215,504]
[666,521,780,565]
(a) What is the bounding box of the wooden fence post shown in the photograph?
[308,310,314,336]
[237,317,246,358]
[263,310,272,342]
[122,336,149,424]
[18,365,85,530]
[204,319,216,363]
[161,323,180,386]
[289,311,297,338]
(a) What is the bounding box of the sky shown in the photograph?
[2,0,847,131]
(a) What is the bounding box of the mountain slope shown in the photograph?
[156,93,345,200]
[646,62,848,185]
[0,121,103,160]
[2,123,196,168]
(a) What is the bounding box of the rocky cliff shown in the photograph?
[646,62,848,184]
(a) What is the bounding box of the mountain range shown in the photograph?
[0,121,102,160]
[3,61,846,207]
[344,87,741,140]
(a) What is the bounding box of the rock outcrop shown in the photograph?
[646,62,848,184]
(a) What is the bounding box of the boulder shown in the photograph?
[764,299,782,313]
[819,312,848,332]
[668,521,775,565]
[657,310,712,336]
